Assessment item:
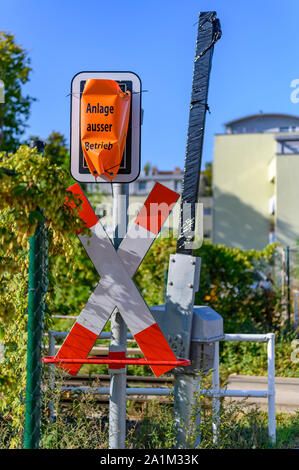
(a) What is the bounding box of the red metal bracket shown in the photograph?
[42,356,190,367]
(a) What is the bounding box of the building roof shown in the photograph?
[224,113,299,127]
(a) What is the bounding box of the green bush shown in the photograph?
[0,145,91,447]
[220,331,298,378]
[188,395,299,449]
[40,372,108,449]
[136,236,282,333]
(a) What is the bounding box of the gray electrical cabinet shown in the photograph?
[151,304,224,374]
[188,306,224,374]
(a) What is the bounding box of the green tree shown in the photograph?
[27,131,74,183]
[143,161,151,176]
[0,32,35,152]
[44,131,70,171]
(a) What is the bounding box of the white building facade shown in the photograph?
[87,166,213,241]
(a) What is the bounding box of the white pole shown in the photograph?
[212,341,220,445]
[109,183,128,449]
[193,374,201,448]
[267,333,276,444]
[223,333,269,342]
[201,389,268,398]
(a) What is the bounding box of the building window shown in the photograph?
[138,181,146,191]
[204,207,212,216]
[277,140,299,154]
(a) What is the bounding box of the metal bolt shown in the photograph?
[169,281,174,286]
[188,283,193,288]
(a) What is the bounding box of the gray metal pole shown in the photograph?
[109,183,128,449]
[173,12,221,447]
[174,373,201,448]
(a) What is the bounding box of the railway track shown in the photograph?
[54,374,174,404]
[47,373,299,410]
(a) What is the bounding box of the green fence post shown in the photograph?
[24,141,48,449]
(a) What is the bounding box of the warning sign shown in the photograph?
[80,79,131,180]
[55,182,180,377]
[70,71,141,183]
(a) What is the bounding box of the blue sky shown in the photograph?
[2,0,299,171]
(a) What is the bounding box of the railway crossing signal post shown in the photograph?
[48,67,184,447]
[70,71,143,448]
[110,182,128,449]
[47,182,182,449]
[43,10,222,450]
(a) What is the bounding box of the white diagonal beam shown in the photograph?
[56,183,179,377]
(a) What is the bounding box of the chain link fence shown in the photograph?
[24,217,48,448]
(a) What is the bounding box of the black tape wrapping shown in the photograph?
[177,11,221,254]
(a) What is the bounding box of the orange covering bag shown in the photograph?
[80,79,131,180]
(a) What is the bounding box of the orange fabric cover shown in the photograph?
[80,79,131,180]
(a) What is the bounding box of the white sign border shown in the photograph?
[70,71,141,183]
